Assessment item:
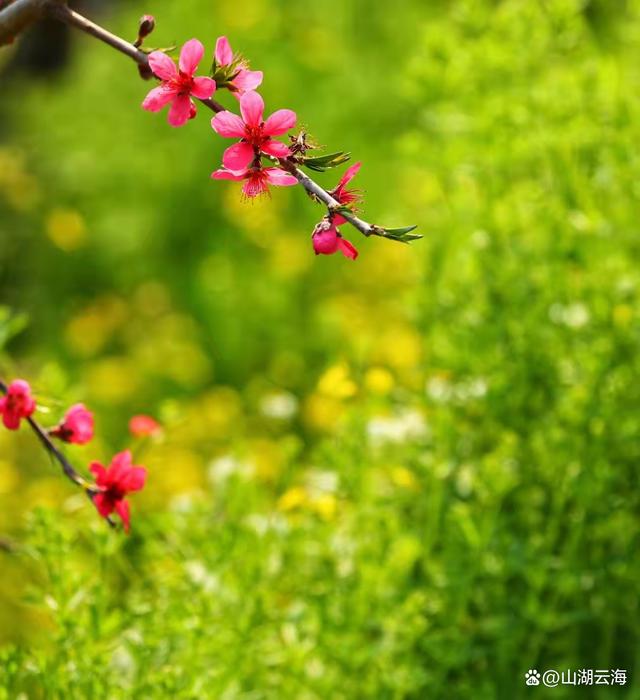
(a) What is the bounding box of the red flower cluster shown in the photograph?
[140,33,369,248]
[211,91,298,197]
[0,378,154,532]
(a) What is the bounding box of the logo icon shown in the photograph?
[525,669,541,686]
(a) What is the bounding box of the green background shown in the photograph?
[1,0,640,696]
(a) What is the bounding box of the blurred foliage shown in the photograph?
[2,0,640,696]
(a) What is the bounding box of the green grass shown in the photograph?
[2,0,640,696]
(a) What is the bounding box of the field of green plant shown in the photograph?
[2,0,640,697]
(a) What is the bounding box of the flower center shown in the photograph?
[170,71,194,96]
[245,123,266,146]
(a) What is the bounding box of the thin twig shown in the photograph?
[277,161,376,236]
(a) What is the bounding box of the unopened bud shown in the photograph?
[138,63,154,81]
[134,14,155,47]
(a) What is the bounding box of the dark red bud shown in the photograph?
[138,63,154,81]
[138,14,155,39]
[134,14,155,47]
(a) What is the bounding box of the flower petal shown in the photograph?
[337,237,358,260]
[264,168,298,187]
[261,139,290,158]
[168,94,194,127]
[115,499,131,533]
[337,161,362,189]
[231,69,263,93]
[240,90,264,127]
[179,38,204,75]
[211,168,247,181]
[89,462,107,485]
[109,450,133,481]
[191,76,216,99]
[211,110,246,138]
[222,141,255,170]
[148,51,178,80]
[141,85,176,112]
[93,493,114,518]
[263,109,296,136]
[215,36,233,65]
[123,467,147,492]
[1,412,19,430]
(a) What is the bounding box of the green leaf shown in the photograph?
[378,225,422,243]
[302,151,351,172]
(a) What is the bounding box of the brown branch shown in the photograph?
[46,3,233,115]
[0,0,61,45]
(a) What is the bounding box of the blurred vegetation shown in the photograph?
[2,0,640,696]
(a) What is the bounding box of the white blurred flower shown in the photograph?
[207,454,254,485]
[306,469,339,494]
[426,375,453,403]
[110,646,137,679]
[244,512,289,536]
[455,377,488,401]
[260,391,298,420]
[185,560,219,594]
[549,302,590,329]
[366,409,428,447]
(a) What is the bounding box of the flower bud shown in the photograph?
[138,14,155,40]
[134,14,155,48]
[138,63,154,81]
[129,414,161,438]
[311,218,358,260]
[50,403,94,445]
[0,379,35,430]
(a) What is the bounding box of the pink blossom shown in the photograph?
[0,379,36,430]
[211,91,296,171]
[129,414,161,438]
[312,221,358,260]
[142,39,216,127]
[213,36,263,96]
[330,161,362,225]
[50,403,94,445]
[212,165,297,198]
[90,450,147,533]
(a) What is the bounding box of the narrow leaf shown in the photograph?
[302,151,351,172]
[378,225,422,243]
